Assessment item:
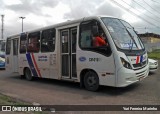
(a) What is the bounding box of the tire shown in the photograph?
[84,71,99,91]
[24,68,33,81]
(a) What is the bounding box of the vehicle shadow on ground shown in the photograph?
[0,68,5,70]
[11,75,141,97]
[99,83,140,96]
[149,72,156,75]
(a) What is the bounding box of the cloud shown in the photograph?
[95,1,125,18]
[1,0,62,38]
[2,0,160,38]
[63,0,105,19]
[5,22,42,37]
[6,0,59,16]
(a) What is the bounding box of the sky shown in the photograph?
[1,0,160,39]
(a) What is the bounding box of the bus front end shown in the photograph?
[102,17,149,87]
[115,51,149,87]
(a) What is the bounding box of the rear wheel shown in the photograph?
[84,71,99,91]
[24,68,33,81]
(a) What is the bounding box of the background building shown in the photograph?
[138,33,160,52]
[139,33,160,43]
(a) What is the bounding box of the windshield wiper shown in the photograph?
[129,39,133,52]
[125,29,138,52]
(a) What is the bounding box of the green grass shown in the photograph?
[148,49,160,59]
[0,94,29,105]
[0,94,47,114]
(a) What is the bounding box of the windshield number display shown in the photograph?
[120,43,136,48]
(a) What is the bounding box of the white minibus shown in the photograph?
[5,16,149,91]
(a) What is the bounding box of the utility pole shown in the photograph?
[19,16,25,32]
[1,15,4,40]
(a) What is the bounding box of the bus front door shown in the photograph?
[60,28,77,79]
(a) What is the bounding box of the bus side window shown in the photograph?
[1,41,5,52]
[80,20,105,48]
[80,20,111,56]
[41,28,56,52]
[6,39,11,55]
[20,34,27,53]
[27,32,40,53]
[80,22,92,48]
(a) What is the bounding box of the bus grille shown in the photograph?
[133,61,147,68]
[136,69,147,78]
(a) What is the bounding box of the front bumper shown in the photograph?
[149,65,158,72]
[116,64,149,87]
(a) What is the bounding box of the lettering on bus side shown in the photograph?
[89,58,101,62]
[38,55,48,62]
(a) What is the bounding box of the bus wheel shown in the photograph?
[24,68,33,81]
[84,71,99,91]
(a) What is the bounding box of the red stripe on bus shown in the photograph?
[31,53,42,78]
[136,56,140,64]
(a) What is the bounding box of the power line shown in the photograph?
[150,0,160,4]
[120,0,160,24]
[142,0,160,15]
[132,0,160,21]
[135,27,159,29]
[110,0,159,28]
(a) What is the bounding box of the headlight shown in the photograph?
[149,62,157,65]
[120,57,132,69]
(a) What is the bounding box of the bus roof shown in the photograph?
[7,15,119,38]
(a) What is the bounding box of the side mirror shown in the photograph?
[92,25,99,37]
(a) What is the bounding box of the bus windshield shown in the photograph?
[101,17,144,51]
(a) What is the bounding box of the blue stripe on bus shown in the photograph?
[26,53,38,77]
[140,55,143,63]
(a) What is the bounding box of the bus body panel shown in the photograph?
[77,50,116,86]
[5,55,12,72]
[19,51,59,80]
[49,53,59,79]
[19,54,29,75]
[31,53,50,78]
